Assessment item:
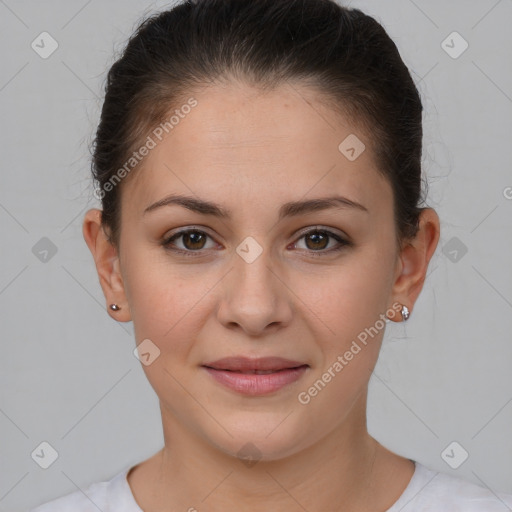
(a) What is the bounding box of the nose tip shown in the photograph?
[216,252,293,336]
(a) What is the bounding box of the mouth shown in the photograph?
[201,357,309,395]
[202,356,308,373]
[208,368,300,374]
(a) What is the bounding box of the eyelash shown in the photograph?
[161,226,351,258]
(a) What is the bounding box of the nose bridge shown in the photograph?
[217,237,292,334]
[232,239,279,306]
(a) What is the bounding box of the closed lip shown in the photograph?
[202,356,308,373]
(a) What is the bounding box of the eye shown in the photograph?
[161,226,351,257]
[292,228,351,255]
[162,228,217,254]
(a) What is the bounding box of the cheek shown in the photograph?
[295,263,390,420]
[296,252,393,343]
[125,256,205,397]
[122,248,185,339]
[123,249,219,359]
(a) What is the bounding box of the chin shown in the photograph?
[205,415,313,463]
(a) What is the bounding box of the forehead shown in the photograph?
[122,81,392,217]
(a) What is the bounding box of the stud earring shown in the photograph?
[401,305,410,321]
[109,303,121,311]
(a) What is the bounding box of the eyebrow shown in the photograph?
[143,193,369,220]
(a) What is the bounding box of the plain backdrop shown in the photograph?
[1,0,511,510]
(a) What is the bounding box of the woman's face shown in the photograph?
[98,81,407,460]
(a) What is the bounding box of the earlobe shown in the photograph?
[82,208,132,322]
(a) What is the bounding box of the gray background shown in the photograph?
[1,0,511,510]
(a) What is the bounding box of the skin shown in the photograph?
[83,80,440,511]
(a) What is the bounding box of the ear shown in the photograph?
[388,208,440,322]
[82,208,132,322]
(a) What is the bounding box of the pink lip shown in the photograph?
[202,357,309,396]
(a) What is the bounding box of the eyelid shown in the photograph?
[294,224,348,239]
[162,225,351,255]
[164,224,214,238]
[164,224,347,241]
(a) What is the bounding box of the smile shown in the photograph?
[201,357,309,395]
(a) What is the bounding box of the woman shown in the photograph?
[30,0,512,510]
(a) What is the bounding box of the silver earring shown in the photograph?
[401,305,410,321]
[109,303,121,311]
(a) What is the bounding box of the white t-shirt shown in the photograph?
[28,459,512,511]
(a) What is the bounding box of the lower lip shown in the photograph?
[202,365,308,395]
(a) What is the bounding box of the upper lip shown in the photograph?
[202,356,308,372]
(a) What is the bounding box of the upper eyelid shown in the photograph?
[294,225,347,239]
[165,226,348,247]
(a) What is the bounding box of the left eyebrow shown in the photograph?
[143,193,369,219]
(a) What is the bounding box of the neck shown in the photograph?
[137,394,399,512]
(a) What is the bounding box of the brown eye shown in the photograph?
[181,231,207,250]
[163,229,214,253]
[304,231,330,250]
[162,227,350,258]
[294,228,351,255]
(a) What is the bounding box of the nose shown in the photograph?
[216,245,293,337]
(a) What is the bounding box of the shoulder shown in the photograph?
[27,482,108,512]
[390,461,512,512]
[27,465,138,512]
